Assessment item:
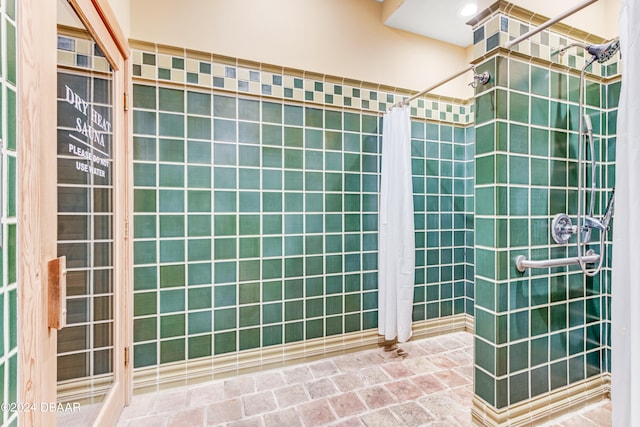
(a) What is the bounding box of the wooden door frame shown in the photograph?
[18,0,131,425]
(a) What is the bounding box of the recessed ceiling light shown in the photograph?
[460,3,477,17]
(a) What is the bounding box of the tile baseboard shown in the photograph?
[472,373,611,426]
[132,313,472,395]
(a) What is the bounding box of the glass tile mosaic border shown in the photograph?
[471,7,621,79]
[1,1,18,427]
[129,44,474,125]
[57,31,111,73]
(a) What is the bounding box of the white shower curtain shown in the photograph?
[378,106,415,343]
[612,1,640,426]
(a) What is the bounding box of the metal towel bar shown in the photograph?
[515,250,600,273]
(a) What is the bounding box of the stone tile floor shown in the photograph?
[116,331,611,426]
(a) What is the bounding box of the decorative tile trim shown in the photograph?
[468,0,605,45]
[129,40,474,125]
[472,373,610,426]
[57,26,111,73]
[132,314,472,395]
[57,374,112,407]
[470,6,621,78]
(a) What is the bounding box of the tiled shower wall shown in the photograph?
[0,0,17,426]
[471,8,619,408]
[130,47,475,372]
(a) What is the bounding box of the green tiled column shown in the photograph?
[473,47,616,410]
[1,1,18,426]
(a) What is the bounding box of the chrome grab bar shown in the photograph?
[515,250,600,273]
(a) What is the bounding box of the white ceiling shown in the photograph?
[383,0,479,47]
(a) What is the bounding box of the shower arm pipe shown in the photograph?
[503,0,598,50]
[515,250,600,273]
[390,65,474,109]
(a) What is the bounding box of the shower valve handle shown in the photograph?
[551,214,577,244]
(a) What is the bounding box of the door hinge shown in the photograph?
[124,219,129,240]
[124,92,130,111]
[124,347,130,367]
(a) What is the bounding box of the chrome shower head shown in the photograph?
[550,38,620,65]
[585,39,620,63]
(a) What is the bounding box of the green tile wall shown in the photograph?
[131,48,475,369]
[1,1,18,426]
[410,121,475,322]
[473,49,617,409]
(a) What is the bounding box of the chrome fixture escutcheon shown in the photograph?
[551,213,576,244]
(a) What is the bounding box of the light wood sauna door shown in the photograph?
[56,0,131,425]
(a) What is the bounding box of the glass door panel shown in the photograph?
[56,0,116,423]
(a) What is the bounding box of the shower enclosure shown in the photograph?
[471,2,619,423]
[515,38,619,276]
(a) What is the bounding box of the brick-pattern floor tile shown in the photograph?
[328,392,366,417]
[188,382,225,408]
[404,356,438,374]
[166,408,204,427]
[390,402,435,426]
[306,378,339,399]
[117,394,155,420]
[116,332,611,427]
[330,417,365,427]
[223,377,255,399]
[428,354,457,370]
[242,391,277,416]
[356,366,391,386]
[418,392,466,419]
[149,391,190,415]
[411,373,447,394]
[355,352,385,366]
[446,349,471,365]
[418,340,448,355]
[333,356,363,373]
[357,385,396,409]
[119,414,169,427]
[381,361,415,379]
[581,402,612,426]
[254,372,286,391]
[360,408,403,427]
[433,369,470,388]
[206,398,243,425]
[283,366,314,384]
[309,360,339,378]
[332,373,365,392]
[263,408,304,427]
[384,379,423,401]
[274,384,309,408]
[298,399,336,427]
[227,418,262,427]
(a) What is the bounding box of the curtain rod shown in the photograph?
[391,0,600,110]
[504,0,599,49]
[390,65,480,109]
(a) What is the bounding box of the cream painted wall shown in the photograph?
[129,0,474,99]
[513,0,620,39]
[108,0,130,38]
[127,0,620,101]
